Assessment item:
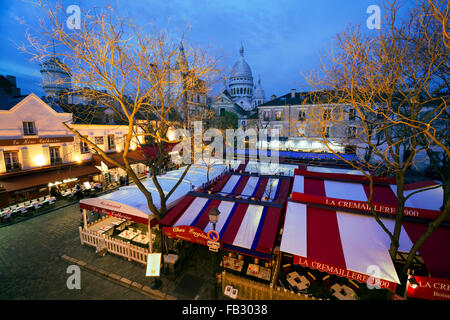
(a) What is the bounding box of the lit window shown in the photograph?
[4,151,20,171]
[108,135,116,150]
[276,111,282,121]
[50,146,61,164]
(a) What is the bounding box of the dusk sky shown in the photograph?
[0,0,384,98]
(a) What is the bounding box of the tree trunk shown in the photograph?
[400,198,450,278]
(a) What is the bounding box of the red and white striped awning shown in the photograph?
[291,169,443,220]
[214,173,291,202]
[160,195,283,259]
[280,202,405,291]
[280,201,450,290]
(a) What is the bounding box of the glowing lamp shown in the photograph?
[34,154,46,166]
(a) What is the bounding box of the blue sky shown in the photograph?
[0,0,384,98]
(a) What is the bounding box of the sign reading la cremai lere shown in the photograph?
[0,136,74,146]
[292,192,443,221]
[407,276,450,300]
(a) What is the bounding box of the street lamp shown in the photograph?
[208,206,221,299]
[208,206,220,231]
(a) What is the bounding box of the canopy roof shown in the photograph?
[291,169,443,220]
[79,163,226,225]
[214,173,291,203]
[280,202,403,291]
[280,201,450,290]
[161,194,283,259]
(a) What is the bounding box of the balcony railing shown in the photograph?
[5,163,22,172]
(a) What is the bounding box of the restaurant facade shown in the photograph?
[0,93,146,207]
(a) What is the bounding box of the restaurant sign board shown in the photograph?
[0,136,74,146]
[146,253,161,277]
[406,276,450,300]
[293,255,398,291]
[163,225,210,246]
[292,192,443,221]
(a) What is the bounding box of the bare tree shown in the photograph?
[300,0,449,287]
[21,1,220,223]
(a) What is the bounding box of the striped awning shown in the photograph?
[280,202,404,291]
[280,201,450,290]
[291,169,443,220]
[161,195,283,259]
[215,173,291,202]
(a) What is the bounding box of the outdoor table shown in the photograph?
[246,263,260,277]
[330,283,358,300]
[287,271,310,291]
[258,266,271,281]
[223,256,244,272]
[164,254,179,272]
[133,234,149,245]
[117,230,138,241]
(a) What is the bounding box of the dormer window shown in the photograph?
[23,121,36,135]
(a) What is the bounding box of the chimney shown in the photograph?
[291,89,296,99]
[6,75,17,87]
[270,94,276,101]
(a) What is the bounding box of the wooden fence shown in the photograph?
[79,227,148,265]
[221,270,316,300]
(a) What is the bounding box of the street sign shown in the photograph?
[145,253,161,277]
[207,240,220,252]
[207,230,220,241]
[209,246,219,252]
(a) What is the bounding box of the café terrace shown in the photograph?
[77,160,449,300]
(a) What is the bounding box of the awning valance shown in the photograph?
[80,197,158,227]
[291,171,443,221]
[280,202,403,291]
[161,195,282,259]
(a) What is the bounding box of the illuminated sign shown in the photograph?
[146,253,161,277]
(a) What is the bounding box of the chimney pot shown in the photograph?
[291,89,296,99]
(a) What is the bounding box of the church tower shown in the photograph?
[228,44,254,110]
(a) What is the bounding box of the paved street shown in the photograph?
[0,202,218,300]
[0,203,151,299]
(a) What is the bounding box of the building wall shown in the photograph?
[0,94,74,172]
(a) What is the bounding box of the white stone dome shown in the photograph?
[228,44,254,102]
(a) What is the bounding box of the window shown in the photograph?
[4,151,20,171]
[323,109,331,120]
[23,122,36,135]
[276,111,282,121]
[80,139,90,154]
[348,127,356,138]
[348,108,356,121]
[108,135,116,150]
[50,147,61,164]
[94,136,104,144]
[263,111,270,121]
[298,110,306,121]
